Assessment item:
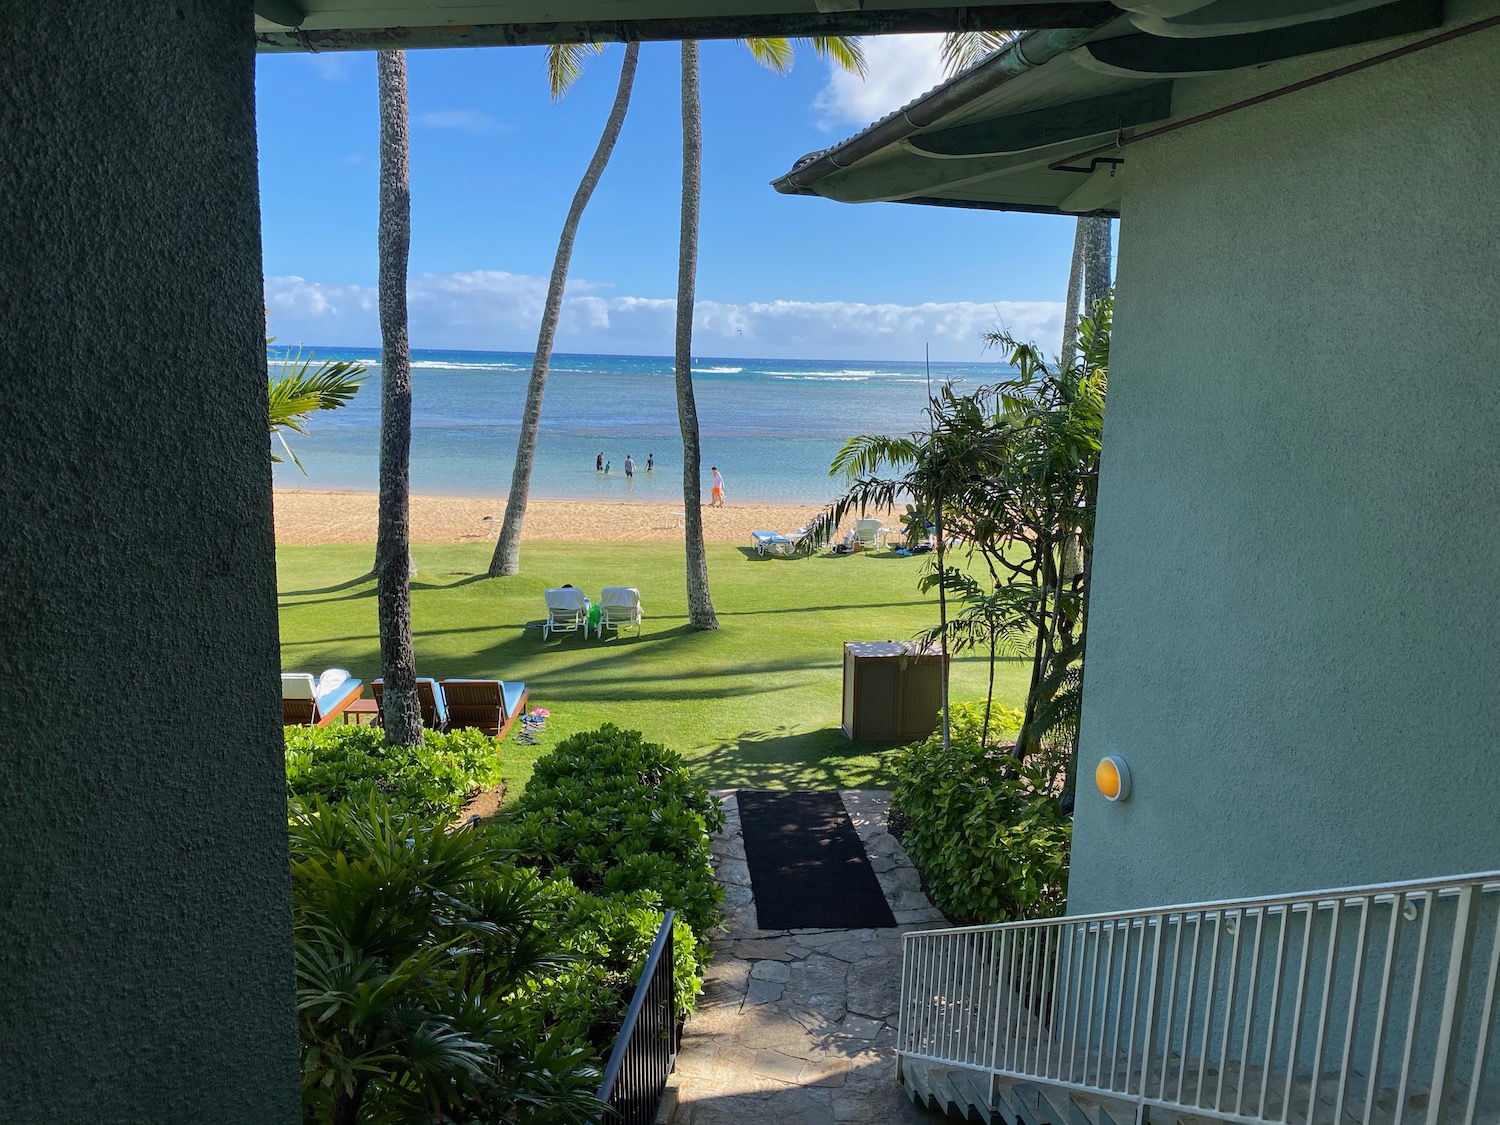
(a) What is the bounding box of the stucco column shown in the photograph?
[0,4,298,1122]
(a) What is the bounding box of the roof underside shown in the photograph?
[253,1,1115,49]
[771,0,1473,217]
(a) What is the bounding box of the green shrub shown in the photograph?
[284,723,502,819]
[893,701,1071,925]
[290,795,602,1125]
[498,724,725,937]
[498,726,722,1042]
[289,724,721,1088]
[524,884,704,1047]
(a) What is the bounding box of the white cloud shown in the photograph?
[418,109,502,134]
[307,53,356,82]
[265,275,374,324]
[814,34,948,130]
[263,271,1063,361]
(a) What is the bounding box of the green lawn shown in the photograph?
[278,540,1029,795]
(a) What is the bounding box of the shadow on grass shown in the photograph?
[411,573,492,592]
[281,571,499,608]
[280,570,527,607]
[692,726,907,790]
[279,573,374,597]
[732,546,811,563]
[713,598,927,618]
[279,588,378,608]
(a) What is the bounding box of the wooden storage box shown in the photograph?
[841,641,947,742]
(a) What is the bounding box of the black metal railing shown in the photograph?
[596,910,680,1125]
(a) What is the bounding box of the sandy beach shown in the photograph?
[274,489,831,546]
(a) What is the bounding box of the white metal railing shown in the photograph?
[898,872,1500,1125]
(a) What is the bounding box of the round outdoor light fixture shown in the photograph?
[1095,756,1132,802]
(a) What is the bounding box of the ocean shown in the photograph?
[270,347,1018,505]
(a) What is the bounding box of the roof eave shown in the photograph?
[770,19,1118,196]
[254,4,1117,49]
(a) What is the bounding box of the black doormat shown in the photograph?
[737,790,897,930]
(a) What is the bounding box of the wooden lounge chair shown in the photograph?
[282,669,364,727]
[371,677,450,731]
[439,679,529,740]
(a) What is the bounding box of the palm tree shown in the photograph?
[490,43,642,577]
[825,298,1111,778]
[375,50,421,747]
[675,36,866,630]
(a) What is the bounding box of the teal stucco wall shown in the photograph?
[0,3,299,1120]
[1070,13,1500,914]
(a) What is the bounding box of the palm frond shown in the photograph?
[742,36,795,75]
[268,345,366,472]
[546,42,605,100]
[807,35,867,76]
[939,30,1024,78]
[830,432,921,480]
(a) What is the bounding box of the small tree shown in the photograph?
[980,297,1109,775]
[825,298,1111,788]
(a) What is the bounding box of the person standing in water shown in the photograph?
[710,466,725,507]
[624,454,635,478]
[596,451,604,472]
[646,453,654,473]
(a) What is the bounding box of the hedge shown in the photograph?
[892,701,1071,925]
[284,723,502,819]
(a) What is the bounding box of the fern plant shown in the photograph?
[290,795,602,1125]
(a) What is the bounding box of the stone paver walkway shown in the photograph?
[668,791,950,1125]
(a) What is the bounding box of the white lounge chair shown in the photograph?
[853,517,890,550]
[543,587,591,640]
[596,586,643,639]
[282,669,364,727]
[751,529,796,557]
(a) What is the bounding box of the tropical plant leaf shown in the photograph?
[741,36,794,74]
[267,342,366,472]
[545,42,605,100]
[940,30,1024,78]
[808,35,867,77]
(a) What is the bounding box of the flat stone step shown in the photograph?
[904,1058,997,1122]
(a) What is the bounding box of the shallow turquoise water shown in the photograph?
[271,347,1016,505]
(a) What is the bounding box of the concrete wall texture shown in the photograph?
[0,3,299,1121]
[1070,12,1500,915]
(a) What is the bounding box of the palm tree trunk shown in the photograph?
[934,497,950,751]
[1059,218,1086,368]
[1017,542,1057,761]
[490,44,640,577]
[1082,216,1113,316]
[375,50,421,748]
[982,631,996,749]
[676,40,718,631]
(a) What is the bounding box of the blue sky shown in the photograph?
[256,37,1076,361]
